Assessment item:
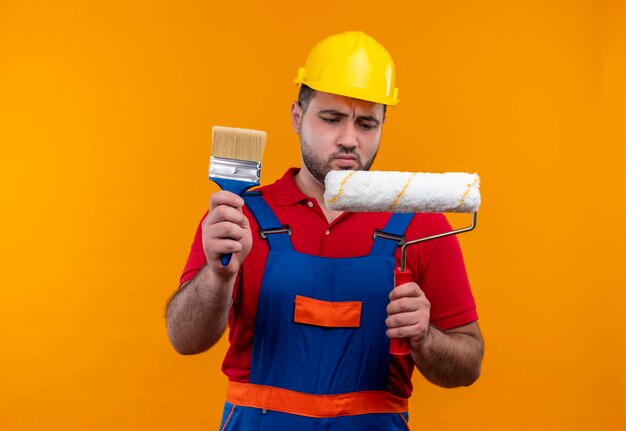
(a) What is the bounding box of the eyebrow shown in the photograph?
[317,109,381,125]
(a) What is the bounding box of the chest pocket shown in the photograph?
[294,295,362,328]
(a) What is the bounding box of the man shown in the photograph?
[167,31,483,430]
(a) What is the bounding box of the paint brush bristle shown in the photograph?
[212,126,267,162]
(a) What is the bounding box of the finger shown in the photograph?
[206,221,247,242]
[204,238,244,259]
[210,190,245,210]
[205,205,248,226]
[386,296,426,315]
[386,314,417,331]
[385,322,429,340]
[202,218,251,259]
[389,282,423,300]
[385,310,426,329]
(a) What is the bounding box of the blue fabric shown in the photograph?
[251,252,395,394]
[243,193,293,251]
[225,196,412,429]
[218,403,410,431]
[370,213,414,256]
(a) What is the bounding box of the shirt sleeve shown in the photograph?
[409,213,478,330]
[179,212,208,286]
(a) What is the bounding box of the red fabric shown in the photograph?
[180,168,478,397]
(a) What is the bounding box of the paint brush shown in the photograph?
[209,126,267,266]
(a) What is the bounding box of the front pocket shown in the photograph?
[293,295,362,328]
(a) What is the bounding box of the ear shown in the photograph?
[291,101,303,133]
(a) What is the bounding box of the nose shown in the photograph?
[336,121,358,148]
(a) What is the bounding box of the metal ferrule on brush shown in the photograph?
[209,156,261,183]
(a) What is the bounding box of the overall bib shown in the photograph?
[219,193,414,431]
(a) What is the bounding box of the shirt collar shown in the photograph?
[274,167,310,206]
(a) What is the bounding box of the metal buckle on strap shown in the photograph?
[372,229,405,245]
[259,225,292,239]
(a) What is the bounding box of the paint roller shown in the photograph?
[324,170,481,355]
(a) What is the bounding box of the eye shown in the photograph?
[357,121,377,131]
[321,116,340,124]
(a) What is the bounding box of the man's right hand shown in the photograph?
[166,190,250,355]
[201,190,252,278]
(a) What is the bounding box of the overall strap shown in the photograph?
[369,213,414,257]
[243,192,294,252]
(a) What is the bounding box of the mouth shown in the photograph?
[333,155,358,168]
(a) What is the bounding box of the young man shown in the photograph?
[167,31,483,430]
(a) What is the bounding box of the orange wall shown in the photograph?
[1,1,624,429]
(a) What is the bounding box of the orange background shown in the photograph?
[1,1,625,429]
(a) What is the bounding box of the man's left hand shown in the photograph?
[385,281,431,350]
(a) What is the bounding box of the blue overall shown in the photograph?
[219,193,414,431]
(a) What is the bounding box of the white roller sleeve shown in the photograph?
[324,170,481,213]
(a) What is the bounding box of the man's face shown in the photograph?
[291,91,385,184]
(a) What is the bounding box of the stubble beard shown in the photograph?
[300,137,378,185]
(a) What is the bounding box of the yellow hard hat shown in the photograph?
[294,31,399,106]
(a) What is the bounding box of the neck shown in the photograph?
[294,167,343,223]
